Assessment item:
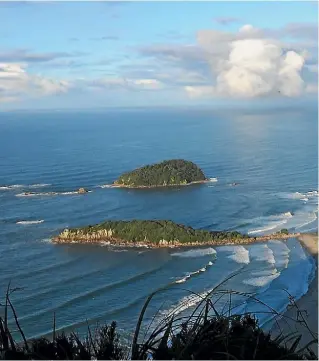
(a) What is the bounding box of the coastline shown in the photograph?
[110,179,210,189]
[52,231,300,247]
[271,233,318,355]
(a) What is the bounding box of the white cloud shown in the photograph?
[85,77,163,91]
[0,63,70,102]
[190,25,310,98]
[215,38,305,97]
[138,23,316,100]
[131,78,163,89]
[184,85,215,98]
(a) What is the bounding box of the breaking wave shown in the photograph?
[278,190,318,201]
[0,184,50,190]
[250,268,279,277]
[16,190,92,197]
[243,271,281,287]
[218,245,250,264]
[295,212,318,230]
[247,212,293,235]
[16,220,44,225]
[268,240,290,269]
[174,259,214,284]
[249,244,275,264]
[171,247,217,258]
[29,184,51,188]
[97,184,113,188]
[0,184,24,190]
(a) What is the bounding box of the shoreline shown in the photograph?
[52,231,300,247]
[271,233,318,355]
[110,179,210,189]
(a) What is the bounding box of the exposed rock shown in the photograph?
[78,187,88,194]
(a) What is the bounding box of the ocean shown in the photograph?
[0,106,317,339]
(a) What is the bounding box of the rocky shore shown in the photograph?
[52,229,301,248]
[111,179,209,189]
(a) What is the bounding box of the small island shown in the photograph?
[52,220,299,248]
[113,159,208,188]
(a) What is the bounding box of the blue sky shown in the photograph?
[0,1,318,110]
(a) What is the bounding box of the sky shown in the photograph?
[0,1,318,110]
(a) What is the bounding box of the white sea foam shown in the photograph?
[250,268,278,277]
[16,192,56,197]
[16,190,92,197]
[98,184,113,188]
[163,290,211,317]
[100,241,111,246]
[218,245,250,264]
[228,246,250,264]
[282,212,293,218]
[246,211,295,235]
[0,184,50,190]
[249,244,276,264]
[29,184,51,188]
[171,247,217,258]
[17,220,44,225]
[248,219,288,235]
[268,240,290,269]
[295,212,318,230]
[0,184,24,190]
[243,272,280,287]
[278,190,318,201]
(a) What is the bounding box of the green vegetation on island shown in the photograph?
[277,228,289,235]
[54,219,246,246]
[113,159,207,187]
[53,220,299,247]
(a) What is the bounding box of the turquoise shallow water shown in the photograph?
[0,107,317,338]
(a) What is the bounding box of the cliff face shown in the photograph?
[56,228,115,242]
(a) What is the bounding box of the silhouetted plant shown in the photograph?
[0,284,317,360]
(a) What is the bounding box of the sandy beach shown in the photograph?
[271,233,318,356]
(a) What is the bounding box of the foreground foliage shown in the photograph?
[1,285,317,360]
[114,159,207,187]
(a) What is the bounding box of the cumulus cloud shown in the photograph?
[136,22,317,100]
[214,38,306,97]
[0,63,70,102]
[191,25,312,98]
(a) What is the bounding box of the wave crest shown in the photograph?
[218,245,250,264]
[171,247,217,258]
[16,220,44,225]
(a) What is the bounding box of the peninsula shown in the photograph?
[113,159,208,188]
[52,220,298,248]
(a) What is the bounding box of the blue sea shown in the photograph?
[0,107,318,339]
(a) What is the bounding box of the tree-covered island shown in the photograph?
[52,220,298,248]
[113,159,208,188]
